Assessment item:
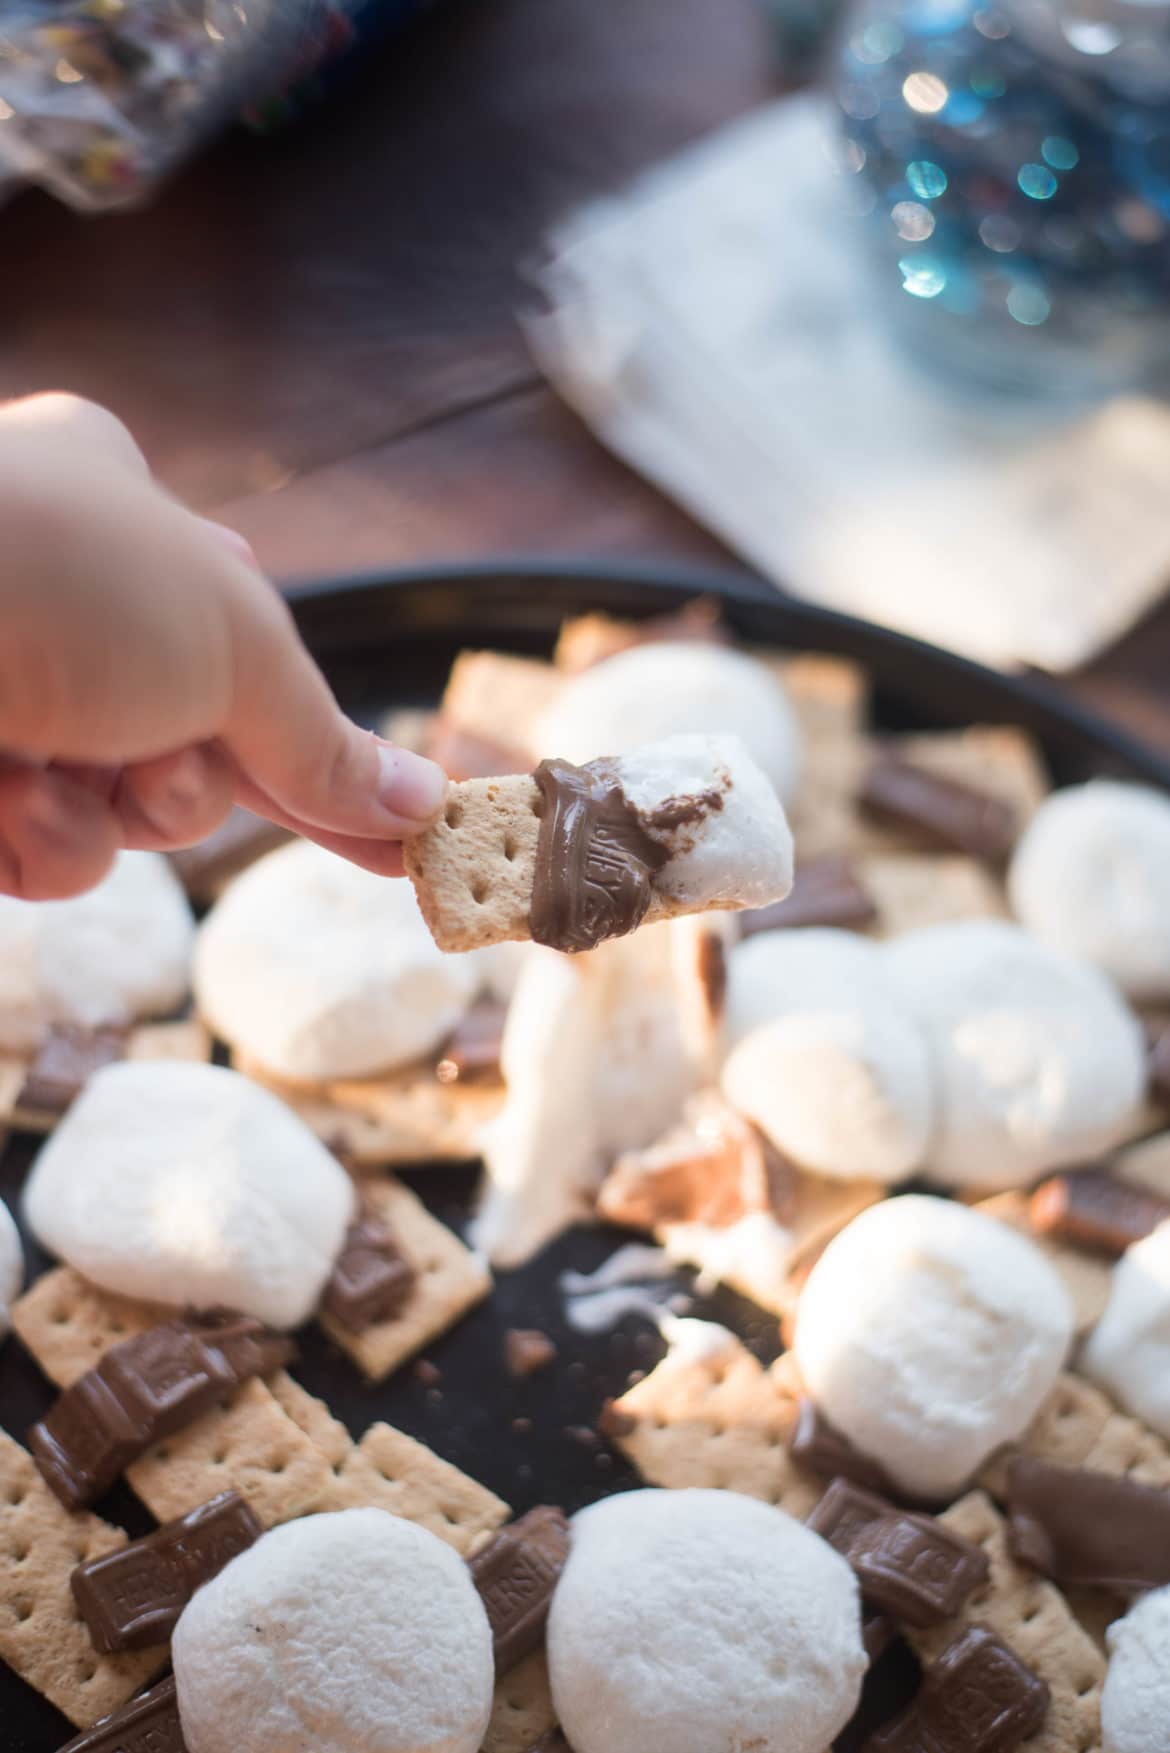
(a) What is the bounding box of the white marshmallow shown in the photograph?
[721,1001,933,1183]
[1102,1586,1170,1753]
[725,929,884,1047]
[794,1194,1074,1499]
[547,1488,864,1753]
[1009,781,1170,1001]
[614,735,794,915]
[661,1214,795,1311]
[0,851,193,1053]
[173,1509,493,1753]
[536,641,802,802]
[1083,1220,1170,1437]
[24,1061,355,1329]
[474,920,714,1267]
[0,1199,24,1342]
[194,840,479,1082]
[882,919,1145,1190]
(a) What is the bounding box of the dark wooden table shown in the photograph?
[0,0,1166,749]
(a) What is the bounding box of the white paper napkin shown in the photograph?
[526,95,1170,672]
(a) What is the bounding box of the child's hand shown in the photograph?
[0,395,447,900]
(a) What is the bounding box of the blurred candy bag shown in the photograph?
[0,0,434,210]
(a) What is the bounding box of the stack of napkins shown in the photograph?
[527,96,1170,672]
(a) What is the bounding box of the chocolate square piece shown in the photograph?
[72,1490,262,1652]
[789,1399,895,1496]
[18,1024,128,1115]
[850,1513,990,1629]
[470,1506,570,1674]
[923,1626,1050,1750]
[321,1209,416,1334]
[1029,1168,1170,1257]
[739,855,878,936]
[805,1477,894,1559]
[860,755,1018,862]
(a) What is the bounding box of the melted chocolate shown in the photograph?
[1006,1454,1170,1592]
[529,759,669,953]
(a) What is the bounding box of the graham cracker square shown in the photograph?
[606,1328,820,1516]
[483,1649,557,1753]
[126,1379,335,1529]
[318,1177,491,1381]
[860,853,1008,938]
[0,1426,163,1728]
[321,1421,509,1556]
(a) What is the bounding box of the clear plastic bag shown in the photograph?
[0,0,343,209]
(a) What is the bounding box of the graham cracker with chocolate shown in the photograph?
[319,1177,491,1381]
[12,1266,169,1390]
[482,1649,558,1753]
[234,1049,501,1168]
[847,726,1051,859]
[860,852,1008,939]
[982,1372,1170,1497]
[321,1421,509,1555]
[0,1017,211,1135]
[907,1491,1104,1753]
[0,1426,163,1728]
[973,1194,1113,1337]
[441,651,564,755]
[605,1328,821,1515]
[126,1378,337,1529]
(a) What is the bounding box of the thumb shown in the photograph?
[221,578,448,840]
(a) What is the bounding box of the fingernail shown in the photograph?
[376,744,448,824]
[200,518,258,568]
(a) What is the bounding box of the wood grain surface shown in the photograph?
[0,0,1166,750]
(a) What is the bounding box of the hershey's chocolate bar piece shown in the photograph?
[739,856,878,937]
[72,1490,261,1652]
[530,757,670,953]
[435,999,507,1084]
[1029,1168,1170,1257]
[19,1024,128,1115]
[1006,1453,1170,1593]
[805,1477,894,1559]
[321,1209,416,1335]
[598,1095,796,1233]
[789,1400,896,1497]
[168,807,289,902]
[865,1626,1048,1753]
[30,1312,293,1510]
[849,1513,989,1629]
[860,756,1018,862]
[469,1505,570,1673]
[505,1329,557,1378]
[60,1676,188,1753]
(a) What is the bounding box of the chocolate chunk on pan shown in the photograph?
[865,1625,1049,1752]
[18,1025,129,1116]
[739,855,878,936]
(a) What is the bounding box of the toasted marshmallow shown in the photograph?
[725,929,885,1047]
[0,851,193,1053]
[613,734,794,915]
[1083,1220,1170,1437]
[547,1489,864,1753]
[1102,1586,1170,1753]
[24,1061,355,1329]
[194,840,479,1082]
[1009,781,1170,1001]
[536,641,802,801]
[882,919,1145,1190]
[173,1509,493,1753]
[0,1199,23,1342]
[794,1195,1074,1499]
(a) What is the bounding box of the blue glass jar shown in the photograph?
[833,0,1170,396]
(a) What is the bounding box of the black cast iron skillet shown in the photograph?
[4,562,1166,1752]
